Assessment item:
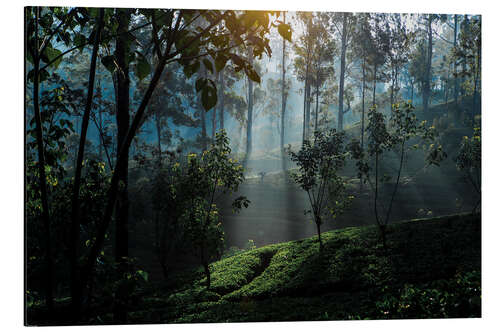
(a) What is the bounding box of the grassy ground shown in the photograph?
[118,213,480,324]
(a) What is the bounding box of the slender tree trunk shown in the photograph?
[200,102,207,149]
[302,77,307,143]
[97,79,103,161]
[200,68,208,151]
[385,140,405,226]
[211,108,216,140]
[212,72,218,140]
[390,65,399,110]
[374,151,386,249]
[69,8,103,321]
[372,64,377,107]
[155,108,162,164]
[360,57,366,191]
[305,80,311,137]
[315,83,319,132]
[316,222,322,249]
[245,47,254,165]
[454,15,459,120]
[390,66,395,110]
[219,69,225,130]
[30,7,54,314]
[114,9,131,323]
[472,39,480,119]
[423,15,433,113]
[445,63,450,112]
[411,80,414,102]
[338,13,348,131]
[280,12,287,170]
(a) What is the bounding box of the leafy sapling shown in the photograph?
[181,130,250,289]
[288,129,351,249]
[349,102,446,249]
[455,126,481,212]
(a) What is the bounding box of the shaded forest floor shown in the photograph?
[30,212,478,324]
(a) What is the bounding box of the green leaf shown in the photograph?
[203,58,214,74]
[277,22,292,42]
[195,78,207,92]
[183,61,200,79]
[88,8,99,18]
[246,67,261,84]
[136,56,151,81]
[230,54,245,69]
[44,47,63,69]
[27,68,49,83]
[214,54,228,72]
[137,270,148,282]
[100,55,115,73]
[73,33,87,52]
[201,84,218,111]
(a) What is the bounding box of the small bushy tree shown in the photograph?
[455,126,481,212]
[157,130,249,289]
[288,129,351,249]
[350,102,446,249]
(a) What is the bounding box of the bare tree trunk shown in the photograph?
[280,12,287,171]
[245,47,254,166]
[219,69,225,130]
[314,83,319,132]
[302,77,307,143]
[423,15,433,113]
[316,219,323,250]
[211,108,216,140]
[411,80,414,102]
[200,67,208,151]
[113,9,131,324]
[454,15,459,120]
[338,13,348,131]
[200,102,207,150]
[69,8,103,321]
[305,80,311,137]
[390,66,395,110]
[212,72,218,140]
[360,57,366,191]
[155,108,162,164]
[372,63,377,107]
[472,38,480,119]
[30,7,54,314]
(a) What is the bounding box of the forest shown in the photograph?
[25,7,481,325]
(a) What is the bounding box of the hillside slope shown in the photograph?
[126,213,481,323]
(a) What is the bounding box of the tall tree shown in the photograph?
[280,11,288,170]
[244,46,254,166]
[338,13,348,130]
[294,12,316,142]
[422,14,433,113]
[112,8,132,323]
[453,14,460,118]
[26,6,56,315]
[351,13,374,189]
[68,8,104,321]
[367,14,389,108]
[385,13,412,110]
[310,14,335,133]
